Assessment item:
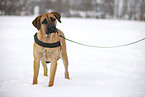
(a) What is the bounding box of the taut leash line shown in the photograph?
[57,33,145,48]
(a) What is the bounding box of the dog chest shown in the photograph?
[41,48,60,61]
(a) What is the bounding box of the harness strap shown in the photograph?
[34,33,61,48]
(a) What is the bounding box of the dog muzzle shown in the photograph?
[46,24,57,34]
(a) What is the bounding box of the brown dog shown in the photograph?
[32,12,69,87]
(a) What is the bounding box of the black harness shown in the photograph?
[34,32,62,64]
[34,33,61,48]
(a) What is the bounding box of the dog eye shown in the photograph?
[51,17,56,22]
[42,19,47,24]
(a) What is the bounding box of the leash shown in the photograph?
[57,32,145,48]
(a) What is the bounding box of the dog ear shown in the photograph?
[32,16,41,30]
[51,12,62,23]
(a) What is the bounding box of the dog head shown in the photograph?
[32,12,61,35]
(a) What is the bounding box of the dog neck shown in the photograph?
[37,30,59,43]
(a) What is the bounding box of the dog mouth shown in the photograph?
[46,23,57,35]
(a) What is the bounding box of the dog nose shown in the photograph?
[48,24,55,29]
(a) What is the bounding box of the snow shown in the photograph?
[0,16,145,97]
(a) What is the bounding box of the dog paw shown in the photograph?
[32,82,38,85]
[65,72,70,79]
[44,74,48,76]
[48,83,54,87]
[65,76,70,79]
[32,80,38,85]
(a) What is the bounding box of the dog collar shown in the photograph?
[34,33,61,48]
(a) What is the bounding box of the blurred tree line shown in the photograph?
[0,0,145,21]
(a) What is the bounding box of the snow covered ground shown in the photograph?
[0,16,145,97]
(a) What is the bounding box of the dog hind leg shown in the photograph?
[61,51,70,79]
[41,60,48,76]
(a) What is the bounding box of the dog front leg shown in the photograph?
[33,58,40,85]
[48,60,57,87]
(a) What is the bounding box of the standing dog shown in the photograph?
[32,12,69,87]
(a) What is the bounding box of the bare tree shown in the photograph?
[128,0,135,20]
[121,0,128,18]
[104,0,114,17]
[140,0,145,20]
[114,0,119,18]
